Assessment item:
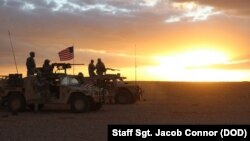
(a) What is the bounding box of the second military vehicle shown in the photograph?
[87,73,143,104]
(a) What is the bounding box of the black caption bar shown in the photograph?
[108,125,249,141]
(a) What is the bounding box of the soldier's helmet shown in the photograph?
[44,59,50,64]
[30,51,35,57]
[78,72,84,77]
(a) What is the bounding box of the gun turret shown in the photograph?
[53,63,84,74]
[106,68,120,71]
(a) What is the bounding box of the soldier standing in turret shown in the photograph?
[88,59,96,77]
[96,58,106,76]
[26,51,36,76]
[42,59,54,76]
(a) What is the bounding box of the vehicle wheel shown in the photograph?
[90,103,102,111]
[70,95,90,113]
[115,89,132,104]
[130,95,137,104]
[8,93,25,113]
[28,104,44,112]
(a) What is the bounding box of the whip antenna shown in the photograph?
[72,44,75,75]
[134,44,137,85]
[8,30,19,74]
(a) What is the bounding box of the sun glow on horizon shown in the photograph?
[144,49,247,81]
[155,49,228,68]
[2,48,249,82]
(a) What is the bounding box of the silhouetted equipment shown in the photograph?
[89,73,143,104]
[106,68,120,71]
[0,72,104,113]
[7,74,23,86]
[53,63,84,74]
[134,44,137,85]
[8,30,19,74]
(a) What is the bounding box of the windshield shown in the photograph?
[116,78,124,85]
[60,76,79,86]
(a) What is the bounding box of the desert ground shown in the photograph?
[0,82,250,141]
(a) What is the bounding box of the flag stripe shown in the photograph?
[58,46,74,61]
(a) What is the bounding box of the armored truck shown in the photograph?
[0,73,104,113]
[87,73,143,104]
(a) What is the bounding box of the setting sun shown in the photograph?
[141,49,249,81]
[155,49,228,68]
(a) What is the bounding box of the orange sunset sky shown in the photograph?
[0,0,249,81]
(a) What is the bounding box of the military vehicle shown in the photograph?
[87,72,143,104]
[0,64,104,113]
[53,64,143,104]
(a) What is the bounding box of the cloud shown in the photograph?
[45,0,132,14]
[21,2,36,11]
[0,0,172,52]
[0,0,134,15]
[139,0,160,7]
[165,1,222,23]
[173,0,250,17]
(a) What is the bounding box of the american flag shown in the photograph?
[58,46,74,61]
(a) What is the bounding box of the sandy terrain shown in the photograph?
[0,82,250,141]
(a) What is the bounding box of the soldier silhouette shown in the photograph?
[77,72,84,84]
[26,51,36,76]
[96,58,106,76]
[78,72,84,77]
[34,70,50,103]
[88,59,96,77]
[42,59,54,77]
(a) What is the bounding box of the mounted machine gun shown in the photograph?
[53,63,84,74]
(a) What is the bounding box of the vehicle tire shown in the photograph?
[115,89,132,104]
[130,95,137,104]
[28,104,44,112]
[70,94,90,113]
[8,93,25,113]
[90,103,102,111]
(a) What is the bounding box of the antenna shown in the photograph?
[134,44,137,85]
[8,30,19,74]
[72,44,75,75]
